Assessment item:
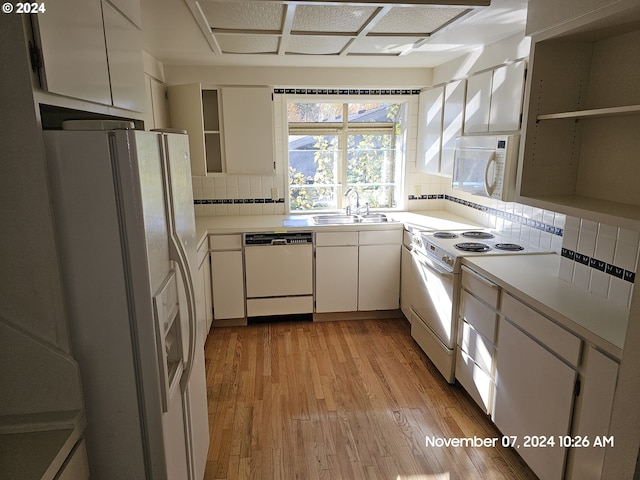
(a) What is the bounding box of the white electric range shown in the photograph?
[408,228,550,383]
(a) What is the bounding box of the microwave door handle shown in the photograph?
[484,153,497,197]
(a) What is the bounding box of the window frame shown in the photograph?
[286,99,404,214]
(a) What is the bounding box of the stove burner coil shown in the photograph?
[454,242,491,252]
[433,232,459,239]
[462,231,495,239]
[494,243,524,251]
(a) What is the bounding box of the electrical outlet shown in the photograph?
[415,185,421,196]
[271,187,279,201]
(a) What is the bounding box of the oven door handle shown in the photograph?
[415,253,455,278]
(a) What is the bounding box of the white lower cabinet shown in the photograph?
[315,245,358,313]
[456,268,500,415]
[494,315,577,480]
[209,235,245,321]
[314,228,402,313]
[358,230,402,311]
[567,346,619,480]
[196,241,213,341]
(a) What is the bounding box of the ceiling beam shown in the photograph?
[279,3,297,54]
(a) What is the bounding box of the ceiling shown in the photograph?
[142,0,528,68]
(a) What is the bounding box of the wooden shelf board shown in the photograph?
[537,105,640,121]
[517,194,640,230]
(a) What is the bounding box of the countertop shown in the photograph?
[195,210,482,246]
[462,254,629,360]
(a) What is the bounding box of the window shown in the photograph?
[287,101,404,212]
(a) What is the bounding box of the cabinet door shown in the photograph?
[35,0,111,105]
[210,251,245,319]
[441,80,466,176]
[102,1,146,112]
[489,60,526,132]
[315,246,358,313]
[464,70,492,134]
[167,83,206,176]
[494,319,576,480]
[201,253,213,338]
[358,244,401,311]
[416,87,444,174]
[148,77,170,130]
[568,347,619,480]
[221,87,275,175]
[108,0,142,28]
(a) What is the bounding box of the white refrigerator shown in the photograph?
[43,122,209,480]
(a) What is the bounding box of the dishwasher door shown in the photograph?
[244,243,313,298]
[243,233,314,317]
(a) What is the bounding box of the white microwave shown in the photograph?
[451,134,520,201]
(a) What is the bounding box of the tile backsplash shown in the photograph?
[560,217,638,308]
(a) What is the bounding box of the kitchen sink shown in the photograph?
[312,214,360,224]
[312,213,390,224]
[359,213,389,223]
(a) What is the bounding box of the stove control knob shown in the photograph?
[441,255,454,266]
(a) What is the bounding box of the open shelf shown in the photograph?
[518,21,640,228]
[517,194,640,231]
[537,104,640,121]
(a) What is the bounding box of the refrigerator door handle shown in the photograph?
[168,234,198,392]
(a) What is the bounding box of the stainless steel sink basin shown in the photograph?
[359,213,388,223]
[312,213,389,224]
[312,214,360,224]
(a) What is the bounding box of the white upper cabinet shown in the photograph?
[33,0,145,111]
[517,2,640,229]
[464,61,526,134]
[35,0,112,105]
[489,60,526,132]
[108,0,142,28]
[464,70,492,134]
[416,86,444,174]
[441,80,466,176]
[168,85,274,176]
[167,83,211,176]
[221,87,275,175]
[102,1,146,112]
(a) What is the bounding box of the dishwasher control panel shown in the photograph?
[244,232,314,246]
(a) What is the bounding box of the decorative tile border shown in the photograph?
[195,198,285,205]
[561,248,635,284]
[408,194,564,236]
[273,88,421,95]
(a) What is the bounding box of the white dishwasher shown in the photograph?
[243,232,314,317]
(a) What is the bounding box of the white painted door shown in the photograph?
[211,250,245,319]
[494,319,576,480]
[315,246,358,313]
[35,0,111,105]
[441,80,466,176]
[416,86,444,173]
[358,244,401,311]
[489,60,526,132]
[464,70,493,134]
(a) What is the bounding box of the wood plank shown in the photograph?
[203,318,537,479]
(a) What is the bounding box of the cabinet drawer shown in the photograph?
[459,290,498,342]
[359,229,402,245]
[456,349,494,415]
[209,234,242,250]
[461,266,500,308]
[459,321,495,374]
[501,293,582,367]
[316,231,359,246]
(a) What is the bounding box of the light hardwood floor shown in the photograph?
[203,316,537,480]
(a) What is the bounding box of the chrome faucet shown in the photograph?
[344,188,360,215]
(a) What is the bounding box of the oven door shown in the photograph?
[410,251,456,348]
